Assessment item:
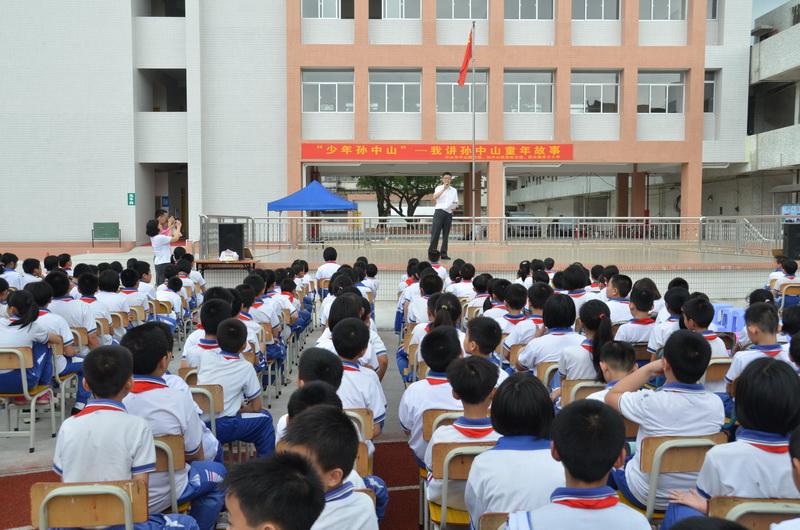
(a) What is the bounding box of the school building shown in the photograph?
[0,0,772,246]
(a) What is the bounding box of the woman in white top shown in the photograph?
[146,218,182,285]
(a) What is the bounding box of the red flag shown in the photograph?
[457,30,473,87]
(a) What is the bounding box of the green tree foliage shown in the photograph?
[356,175,462,220]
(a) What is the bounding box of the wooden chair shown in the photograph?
[110,311,130,329]
[178,367,198,386]
[70,327,89,351]
[508,343,525,368]
[51,341,79,424]
[154,434,189,514]
[404,343,420,385]
[708,496,800,529]
[258,322,281,402]
[418,360,430,380]
[190,384,223,437]
[479,513,509,530]
[428,442,496,528]
[536,362,559,388]
[128,305,146,326]
[716,332,737,353]
[345,408,374,440]
[31,480,148,530]
[276,440,369,477]
[0,347,56,453]
[612,321,625,337]
[95,318,111,341]
[640,433,728,519]
[625,418,640,439]
[632,342,650,362]
[701,358,733,386]
[779,284,800,311]
[148,299,157,317]
[467,305,481,321]
[422,409,462,442]
[493,333,509,358]
[560,379,605,406]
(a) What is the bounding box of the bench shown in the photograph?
[92,222,121,247]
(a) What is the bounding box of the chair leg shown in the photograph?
[29,397,37,453]
[49,390,56,439]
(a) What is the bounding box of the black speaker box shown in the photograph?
[219,224,244,259]
[784,224,800,259]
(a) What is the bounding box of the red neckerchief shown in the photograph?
[553,495,619,509]
[281,291,295,303]
[198,340,219,350]
[630,318,655,325]
[581,340,593,353]
[74,402,126,417]
[38,309,50,317]
[699,330,718,341]
[426,374,448,385]
[130,378,169,393]
[80,297,96,304]
[451,419,494,438]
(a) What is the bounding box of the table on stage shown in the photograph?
[194,260,260,274]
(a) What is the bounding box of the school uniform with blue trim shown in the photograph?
[615,317,656,345]
[725,344,796,384]
[1,268,24,290]
[80,295,115,345]
[502,314,543,355]
[37,309,90,406]
[311,481,378,530]
[0,316,53,393]
[606,298,633,323]
[508,487,650,530]
[49,296,98,355]
[647,315,681,355]
[121,288,151,323]
[558,339,597,381]
[338,360,387,456]
[95,290,131,342]
[565,289,598,318]
[516,328,584,374]
[162,374,223,464]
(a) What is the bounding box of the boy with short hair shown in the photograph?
[222,452,326,530]
[492,283,528,334]
[196,318,275,457]
[428,249,448,281]
[155,276,184,331]
[615,287,656,344]
[183,299,229,367]
[46,271,101,353]
[544,257,555,280]
[242,274,284,364]
[121,326,227,530]
[424,356,500,511]
[508,400,650,529]
[282,406,379,530]
[58,253,73,276]
[53,346,200,530]
[408,271,443,324]
[503,282,553,355]
[464,273,492,323]
[647,287,691,360]
[773,259,800,307]
[134,260,157,300]
[316,247,341,296]
[562,264,597,315]
[21,258,43,286]
[683,297,728,360]
[449,263,476,298]
[399,326,464,465]
[588,264,605,293]
[464,316,509,385]
[96,269,131,342]
[605,330,724,513]
[120,268,151,322]
[587,341,637,403]
[1,252,24,289]
[605,274,633,322]
[77,272,115,345]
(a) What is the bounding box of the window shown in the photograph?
[302,0,354,19]
[436,70,488,112]
[572,0,619,19]
[369,71,421,112]
[302,71,354,112]
[504,71,553,113]
[437,0,488,19]
[504,0,554,19]
[375,0,421,18]
[707,0,717,19]
[704,71,715,113]
[570,71,619,113]
[637,71,684,113]
[640,0,685,20]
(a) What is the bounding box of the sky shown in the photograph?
[752,0,787,22]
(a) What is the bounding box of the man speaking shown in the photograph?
[428,172,458,260]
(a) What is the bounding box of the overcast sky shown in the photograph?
[752,0,787,21]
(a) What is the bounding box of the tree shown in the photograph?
[356,175,462,220]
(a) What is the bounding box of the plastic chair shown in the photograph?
[712,303,733,328]
[31,480,148,530]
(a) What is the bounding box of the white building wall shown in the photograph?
[571,21,621,46]
[504,20,556,45]
[637,114,685,141]
[706,20,720,45]
[504,114,555,140]
[570,114,620,140]
[0,1,138,243]
[199,1,288,218]
[135,17,187,69]
[436,114,489,140]
[301,19,354,44]
[638,21,687,46]
[437,19,490,45]
[136,113,188,163]
[369,114,422,140]
[368,20,422,44]
[303,113,356,140]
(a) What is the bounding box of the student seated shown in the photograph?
[615,287,656,344]
[399,326,464,466]
[656,278,690,323]
[21,258,43,287]
[507,400,650,529]
[515,294,583,374]
[182,299,229,368]
[464,273,492,325]
[282,405,379,530]
[316,247,341,296]
[682,297,728,395]
[562,264,598,316]
[482,279,511,320]
[96,270,130,342]
[121,326,227,530]
[134,261,157,301]
[503,282,553,356]
[769,425,800,530]
[241,275,284,365]
[119,268,151,323]
[586,341,637,403]
[492,284,529,335]
[605,274,634,322]
[465,373,564,527]
[53,346,199,529]
[558,299,613,383]
[664,357,800,528]
[77,272,114,345]
[425,356,500,511]
[605,330,724,513]
[222,452,326,530]
[647,287,691,360]
[0,252,24,290]
[773,259,800,307]
[196,318,275,457]
[45,270,100,354]
[408,292,465,367]
[588,264,605,293]
[408,272,443,325]
[463,316,509,385]
[155,276,183,332]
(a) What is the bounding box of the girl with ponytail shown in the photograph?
[408,293,464,365]
[0,290,63,398]
[559,299,613,383]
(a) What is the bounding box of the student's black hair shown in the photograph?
[415,261,432,278]
[745,302,780,335]
[143,321,175,352]
[633,277,662,300]
[98,270,120,293]
[172,247,186,263]
[204,286,235,305]
[504,284,527,311]
[262,269,278,290]
[668,277,690,291]
[420,325,462,373]
[57,253,71,267]
[235,284,256,309]
[784,306,800,337]
[452,258,466,270]
[784,260,799,275]
[352,266,367,283]
[602,265,619,283]
[531,270,550,284]
[322,247,338,262]
[664,287,691,315]
[543,257,555,270]
[562,264,587,291]
[283,405,359,477]
[275,268,290,286]
[43,255,58,272]
[242,274,266,297]
[97,263,111,273]
[629,287,655,313]
[791,333,800,367]
[517,260,531,280]
[447,265,462,283]
[24,281,53,308]
[428,249,441,263]
[145,219,161,237]
[155,208,168,218]
[551,271,564,290]
[579,300,613,382]
[466,316,502,356]
[747,288,775,305]
[329,274,354,297]
[7,290,40,328]
[428,292,462,329]
[119,269,140,288]
[663,329,711,383]
[682,297,715,329]
[791,423,800,461]
[77,273,99,296]
[133,260,151,279]
[420,273,444,296]
[287,381,343,419]
[298,347,344,389]
[490,279,511,303]
[89,265,100,275]
[359,296,372,322]
[291,263,304,277]
[599,341,636,377]
[279,278,297,295]
[472,273,490,294]
[166,276,183,293]
[734,357,800,434]
[0,277,7,295]
[44,270,71,297]
[590,264,604,282]
[339,286,362,298]
[460,263,475,280]
[491,373,554,438]
[120,324,169,375]
[83,346,133,399]
[609,274,632,298]
[446,356,498,405]
[176,259,192,275]
[200,299,233,335]
[366,263,378,277]
[328,294,363,331]
[163,264,179,281]
[217,318,248,354]
[227,288,243,317]
[542,293,576,330]
[67,264,88,279]
[124,258,137,270]
[331,317,370,360]
[109,261,123,274]
[530,259,544,272]
[552,400,625,482]
[670,517,748,530]
[406,259,419,278]
[21,258,40,275]
[527,282,553,310]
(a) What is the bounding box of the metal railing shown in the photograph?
[198,215,256,260]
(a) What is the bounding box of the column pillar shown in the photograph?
[680,161,703,240]
[616,173,629,216]
[631,168,646,217]
[463,172,473,217]
[486,161,503,242]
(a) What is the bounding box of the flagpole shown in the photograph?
[470,20,476,226]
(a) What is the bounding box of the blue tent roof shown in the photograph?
[267,180,358,212]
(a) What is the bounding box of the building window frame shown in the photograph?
[369,71,422,113]
[436,0,489,20]
[572,0,620,20]
[570,71,620,113]
[302,0,340,18]
[302,71,355,113]
[637,71,685,114]
[639,0,686,20]
[382,0,422,18]
[707,0,718,19]
[436,70,489,113]
[504,0,554,20]
[504,71,554,113]
[704,71,715,113]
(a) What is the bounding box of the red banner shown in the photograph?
[302,143,573,161]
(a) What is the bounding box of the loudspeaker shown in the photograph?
[219,224,244,259]
[784,224,800,259]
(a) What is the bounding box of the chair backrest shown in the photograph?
[259,322,273,343]
[0,347,33,370]
[128,306,146,323]
[344,408,374,440]
[320,278,330,291]
[190,384,224,414]
[179,368,198,386]
[716,332,737,352]
[624,418,640,439]
[631,342,650,362]
[70,327,89,348]
[701,358,733,384]
[640,432,728,473]
[148,300,157,316]
[494,333,509,356]
[508,344,525,368]
[536,362,558,386]
[418,360,430,379]
[781,283,800,296]
[155,300,173,315]
[407,343,420,375]
[708,497,800,529]
[479,513,510,530]
[154,434,186,472]
[31,480,149,528]
[560,379,605,406]
[366,290,374,305]
[467,305,481,321]
[422,409,462,441]
[612,322,624,337]
[183,286,192,300]
[242,350,257,366]
[430,442,496,480]
[95,318,110,336]
[280,308,292,329]
[110,311,130,328]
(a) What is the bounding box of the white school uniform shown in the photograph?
[493,313,528,336]
[586,381,618,403]
[0,268,24,290]
[53,399,156,482]
[95,290,131,342]
[138,281,157,300]
[314,328,381,371]
[251,297,281,345]
[503,315,544,354]
[766,268,785,289]
[315,261,341,286]
[364,276,380,298]
[465,435,564,527]
[120,288,151,318]
[49,296,98,354]
[606,298,633,323]
[724,344,797,384]
[509,487,650,530]
[516,328,585,373]
[311,481,378,530]
[267,292,298,319]
[399,373,464,463]
[407,295,432,324]
[698,330,729,392]
[0,317,50,376]
[774,519,800,529]
[565,290,597,318]
[615,318,656,344]
[646,315,681,355]
[464,294,490,325]
[337,360,387,427]
[430,263,448,281]
[123,375,205,513]
[773,274,800,297]
[196,350,261,421]
[652,297,666,315]
[21,273,41,287]
[618,382,724,510]
[319,294,336,328]
[183,338,221,368]
[655,305,671,324]
[558,339,597,380]
[425,417,501,511]
[514,276,533,289]
[482,304,507,321]
[449,280,476,299]
[36,309,75,373]
[156,288,182,322]
[587,281,602,293]
[412,325,466,363]
[163,374,220,460]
